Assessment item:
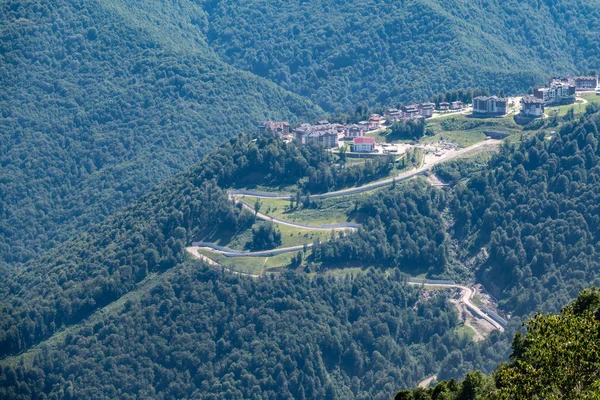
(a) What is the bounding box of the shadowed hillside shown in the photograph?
[202,0,600,111]
[0,0,323,268]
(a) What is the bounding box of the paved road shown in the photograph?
[190,241,312,258]
[234,198,360,231]
[188,138,506,332]
[186,247,507,333]
[230,140,500,201]
[407,281,505,331]
[186,247,261,278]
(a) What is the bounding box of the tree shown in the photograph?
[249,223,282,250]
[254,199,262,215]
[495,288,600,399]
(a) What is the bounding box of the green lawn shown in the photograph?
[420,130,488,147]
[455,324,476,340]
[277,224,332,247]
[365,127,392,143]
[195,248,305,275]
[241,194,361,225]
[545,93,600,117]
[373,113,518,149]
[424,114,520,147]
[198,216,331,250]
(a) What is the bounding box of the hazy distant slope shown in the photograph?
[202,0,598,111]
[0,0,323,267]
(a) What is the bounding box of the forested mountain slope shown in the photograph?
[0,0,322,268]
[0,136,396,359]
[0,137,508,399]
[0,266,477,399]
[395,288,600,399]
[451,110,600,317]
[4,110,600,398]
[202,0,600,111]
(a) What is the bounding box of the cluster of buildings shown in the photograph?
[262,119,375,151]
[261,99,463,152]
[262,74,597,149]
[520,75,597,118]
[533,77,577,106]
[262,100,468,150]
[533,76,597,106]
[384,102,463,122]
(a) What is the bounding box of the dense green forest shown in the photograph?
[0,135,511,399]
[202,0,600,111]
[4,0,600,272]
[4,0,600,397]
[395,288,600,399]
[450,110,600,316]
[0,266,487,399]
[0,0,322,269]
[0,135,403,359]
[4,111,600,397]
[315,183,451,276]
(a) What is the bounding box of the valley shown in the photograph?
[3,0,600,397]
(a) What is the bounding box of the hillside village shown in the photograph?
[263,75,599,156]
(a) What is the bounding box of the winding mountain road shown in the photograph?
[229,140,499,200]
[186,245,507,332]
[407,281,505,331]
[186,247,262,277]
[185,138,507,333]
[190,241,312,258]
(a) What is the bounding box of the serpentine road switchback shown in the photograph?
[185,247,507,332]
[186,139,506,332]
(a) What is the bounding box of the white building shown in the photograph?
[473,96,508,116]
[534,79,576,105]
[294,121,339,148]
[352,137,375,152]
[520,96,545,118]
[344,124,366,138]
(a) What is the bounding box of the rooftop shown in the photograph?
[521,96,544,104]
[353,137,375,144]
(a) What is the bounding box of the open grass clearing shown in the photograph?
[545,92,600,117]
[194,248,303,275]
[199,220,330,251]
[425,114,520,147]
[455,324,476,340]
[240,193,365,225]
[195,248,267,275]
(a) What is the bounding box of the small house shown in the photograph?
[450,101,463,110]
[369,114,383,130]
[439,102,450,111]
[419,103,435,118]
[402,105,421,119]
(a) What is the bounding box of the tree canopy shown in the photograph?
[395,287,600,399]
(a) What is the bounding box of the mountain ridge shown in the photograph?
[0,0,324,268]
